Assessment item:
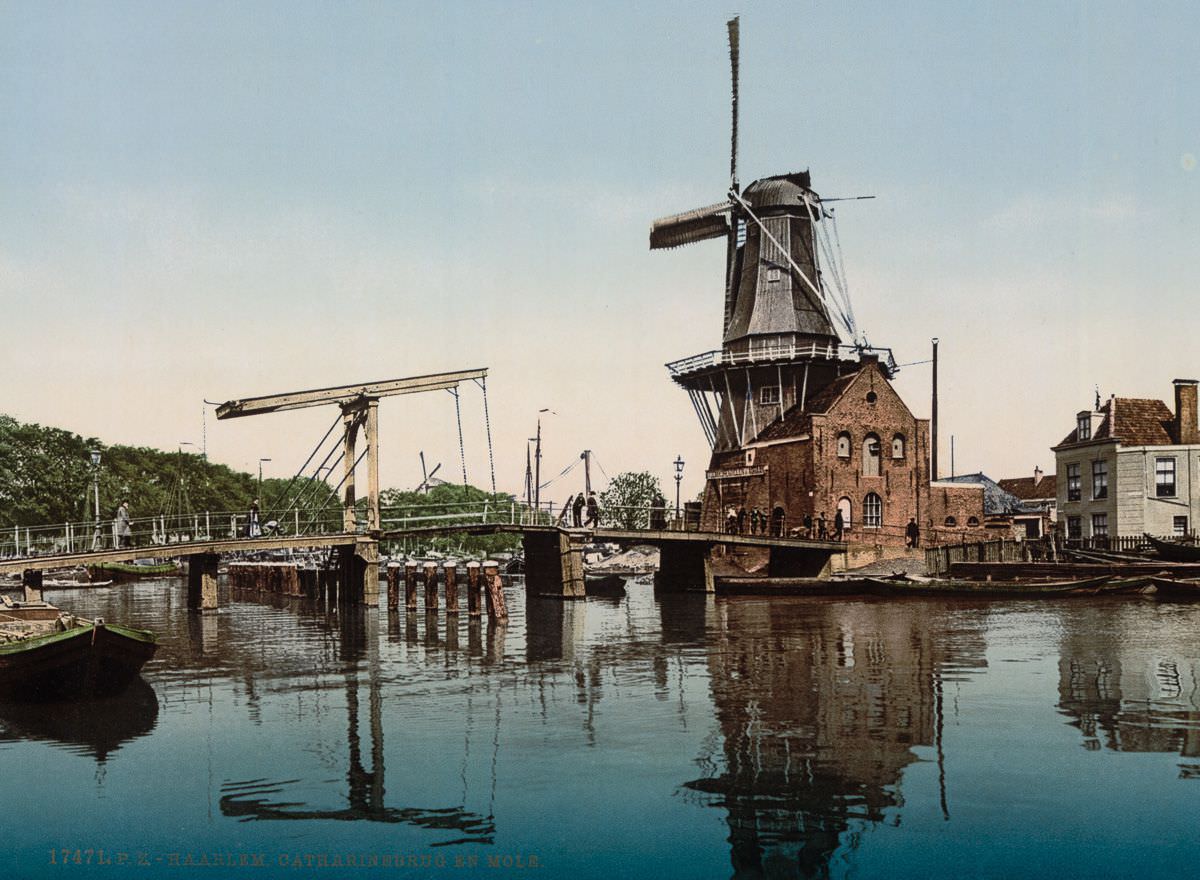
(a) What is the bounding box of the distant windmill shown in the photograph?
[415,451,444,494]
[652,16,892,453]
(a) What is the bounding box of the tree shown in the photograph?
[599,471,664,529]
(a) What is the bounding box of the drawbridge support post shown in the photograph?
[186,553,220,612]
[768,545,834,579]
[522,529,585,599]
[338,539,379,607]
[654,542,714,593]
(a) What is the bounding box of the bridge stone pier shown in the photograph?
[186,552,220,612]
[521,530,586,599]
[654,542,715,593]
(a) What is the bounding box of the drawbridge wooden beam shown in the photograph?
[214,368,487,419]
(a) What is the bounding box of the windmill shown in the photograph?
[415,452,444,494]
[653,17,894,454]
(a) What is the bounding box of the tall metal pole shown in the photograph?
[533,418,542,513]
[931,337,939,482]
[91,462,101,551]
[582,450,592,496]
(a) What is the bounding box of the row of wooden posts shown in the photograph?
[386,560,508,621]
[226,559,508,621]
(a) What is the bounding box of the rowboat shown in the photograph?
[863,575,1112,597]
[0,595,158,701]
[1144,534,1200,563]
[1146,576,1200,598]
[86,559,180,583]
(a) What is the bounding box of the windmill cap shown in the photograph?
[742,172,820,214]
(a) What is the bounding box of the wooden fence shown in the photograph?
[925,534,1161,575]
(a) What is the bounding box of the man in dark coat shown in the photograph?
[585,492,599,528]
[833,508,845,541]
[572,493,586,528]
[905,517,920,548]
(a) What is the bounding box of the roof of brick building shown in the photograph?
[755,372,858,443]
[1056,397,1176,447]
[997,474,1057,500]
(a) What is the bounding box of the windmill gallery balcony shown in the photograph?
[666,341,897,383]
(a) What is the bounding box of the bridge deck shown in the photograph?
[0,533,359,576]
[380,523,846,553]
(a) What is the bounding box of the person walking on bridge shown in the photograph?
[114,500,132,549]
[585,492,599,529]
[572,493,586,528]
[247,500,262,538]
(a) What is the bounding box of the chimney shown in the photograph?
[1033,466,1043,487]
[1174,379,1199,444]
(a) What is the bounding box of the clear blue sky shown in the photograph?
[2,1,1198,499]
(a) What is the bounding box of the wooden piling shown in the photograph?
[481,560,508,622]
[423,561,439,611]
[444,561,459,614]
[386,562,400,611]
[404,560,418,610]
[466,561,482,617]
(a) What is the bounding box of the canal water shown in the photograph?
[2,578,1199,879]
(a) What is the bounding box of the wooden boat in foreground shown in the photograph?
[864,575,1112,597]
[0,595,158,701]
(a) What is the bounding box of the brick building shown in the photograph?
[698,354,985,547]
[997,467,1057,538]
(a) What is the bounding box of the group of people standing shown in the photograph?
[724,506,777,536]
[798,510,844,541]
[558,492,599,528]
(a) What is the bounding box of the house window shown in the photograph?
[892,434,905,459]
[967,516,980,528]
[1092,513,1108,537]
[1077,416,1091,441]
[1066,463,1081,502]
[944,516,957,527]
[837,432,851,458]
[1156,458,1177,497]
[1067,516,1082,540]
[862,434,881,476]
[766,267,781,282]
[1174,516,1189,537]
[863,492,882,528]
[1092,460,1108,500]
[759,385,780,405]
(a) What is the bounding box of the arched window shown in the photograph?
[967,516,980,528]
[837,432,851,458]
[837,497,852,531]
[944,515,957,527]
[771,506,786,537]
[862,434,881,476]
[863,492,882,528]
[892,434,906,459]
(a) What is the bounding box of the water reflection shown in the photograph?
[0,676,159,763]
[1057,604,1200,764]
[687,597,988,878]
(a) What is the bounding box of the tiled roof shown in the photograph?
[1056,398,1176,447]
[998,474,1057,501]
[756,373,857,442]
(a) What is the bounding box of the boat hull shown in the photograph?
[0,623,158,701]
[864,575,1112,597]
[1144,535,1200,563]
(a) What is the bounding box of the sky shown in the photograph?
[2,0,1199,505]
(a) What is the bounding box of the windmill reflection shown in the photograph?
[685,598,986,878]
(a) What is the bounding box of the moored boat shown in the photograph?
[86,559,180,583]
[1146,576,1200,598]
[0,595,158,701]
[1144,534,1200,563]
[864,575,1112,597]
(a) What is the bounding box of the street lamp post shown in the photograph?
[674,455,685,522]
[258,458,272,500]
[90,449,102,550]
